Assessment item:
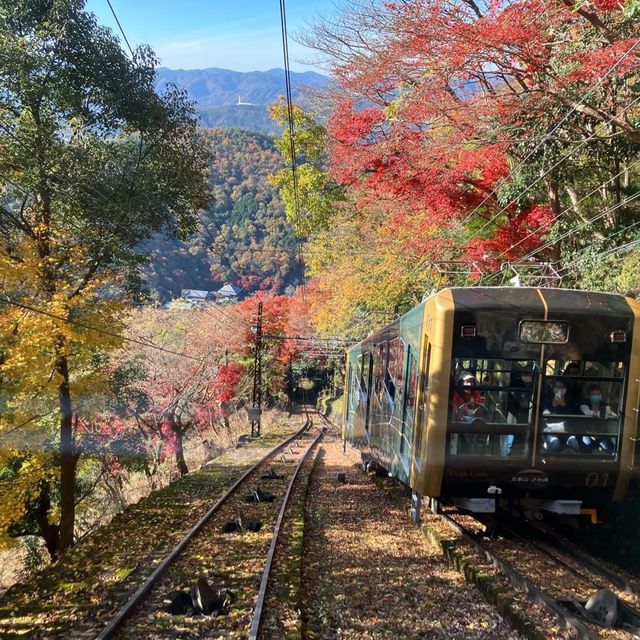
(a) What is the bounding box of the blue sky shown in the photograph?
[85,0,338,72]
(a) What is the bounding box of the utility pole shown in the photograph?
[250,301,263,437]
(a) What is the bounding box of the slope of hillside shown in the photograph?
[144,129,300,300]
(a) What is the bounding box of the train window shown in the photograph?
[545,359,624,379]
[386,337,405,405]
[520,320,569,343]
[360,352,371,393]
[540,359,624,457]
[448,359,535,458]
[406,353,417,410]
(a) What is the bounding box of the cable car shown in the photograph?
[343,287,640,520]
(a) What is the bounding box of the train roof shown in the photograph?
[347,287,634,353]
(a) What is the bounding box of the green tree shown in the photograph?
[0,0,209,556]
[269,99,346,235]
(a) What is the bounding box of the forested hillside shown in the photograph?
[144,128,302,300]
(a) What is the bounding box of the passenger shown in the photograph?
[504,369,533,455]
[562,361,581,399]
[543,380,578,415]
[451,371,484,420]
[580,384,616,418]
[563,362,580,376]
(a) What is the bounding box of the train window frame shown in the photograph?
[387,336,406,404]
[448,358,537,459]
[539,358,625,458]
[519,320,570,344]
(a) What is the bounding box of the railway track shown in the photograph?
[93,409,323,640]
[519,519,640,596]
[439,510,640,640]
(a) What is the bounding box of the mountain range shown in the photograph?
[155,67,331,134]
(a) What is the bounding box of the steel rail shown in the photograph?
[497,520,640,630]
[248,421,323,640]
[523,521,640,596]
[440,512,602,640]
[94,420,311,640]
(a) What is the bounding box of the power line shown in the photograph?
[518,189,640,263]
[491,157,640,261]
[458,35,640,228]
[105,0,135,57]
[0,295,213,364]
[466,92,640,241]
[278,0,307,303]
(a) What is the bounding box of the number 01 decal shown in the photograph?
[585,472,610,488]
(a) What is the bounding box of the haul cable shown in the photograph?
[439,511,601,640]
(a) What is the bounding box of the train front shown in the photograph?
[440,287,640,518]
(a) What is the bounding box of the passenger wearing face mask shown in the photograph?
[580,384,616,418]
[543,380,577,415]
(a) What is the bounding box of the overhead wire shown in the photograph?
[458,34,640,228]
[0,7,251,341]
[105,0,134,57]
[489,157,640,262]
[0,295,214,364]
[278,0,307,303]
[465,92,640,241]
[0,5,254,330]
[517,189,640,263]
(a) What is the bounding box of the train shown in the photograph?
[342,287,640,521]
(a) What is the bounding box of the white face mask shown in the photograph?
[554,387,567,398]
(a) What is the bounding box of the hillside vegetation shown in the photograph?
[144,128,302,300]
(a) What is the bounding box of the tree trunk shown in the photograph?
[36,483,60,561]
[173,426,189,476]
[56,354,77,554]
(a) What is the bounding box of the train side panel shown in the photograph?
[411,290,454,496]
[614,295,640,499]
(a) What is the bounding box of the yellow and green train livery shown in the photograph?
[343,287,640,518]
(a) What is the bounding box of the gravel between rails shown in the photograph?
[0,418,302,640]
[300,435,526,640]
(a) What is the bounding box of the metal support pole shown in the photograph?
[251,301,263,437]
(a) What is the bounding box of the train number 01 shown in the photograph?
[584,472,610,488]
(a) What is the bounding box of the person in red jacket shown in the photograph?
[451,371,485,421]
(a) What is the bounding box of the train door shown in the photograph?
[400,346,418,474]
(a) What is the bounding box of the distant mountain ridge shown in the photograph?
[155,66,330,107]
[155,67,330,134]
